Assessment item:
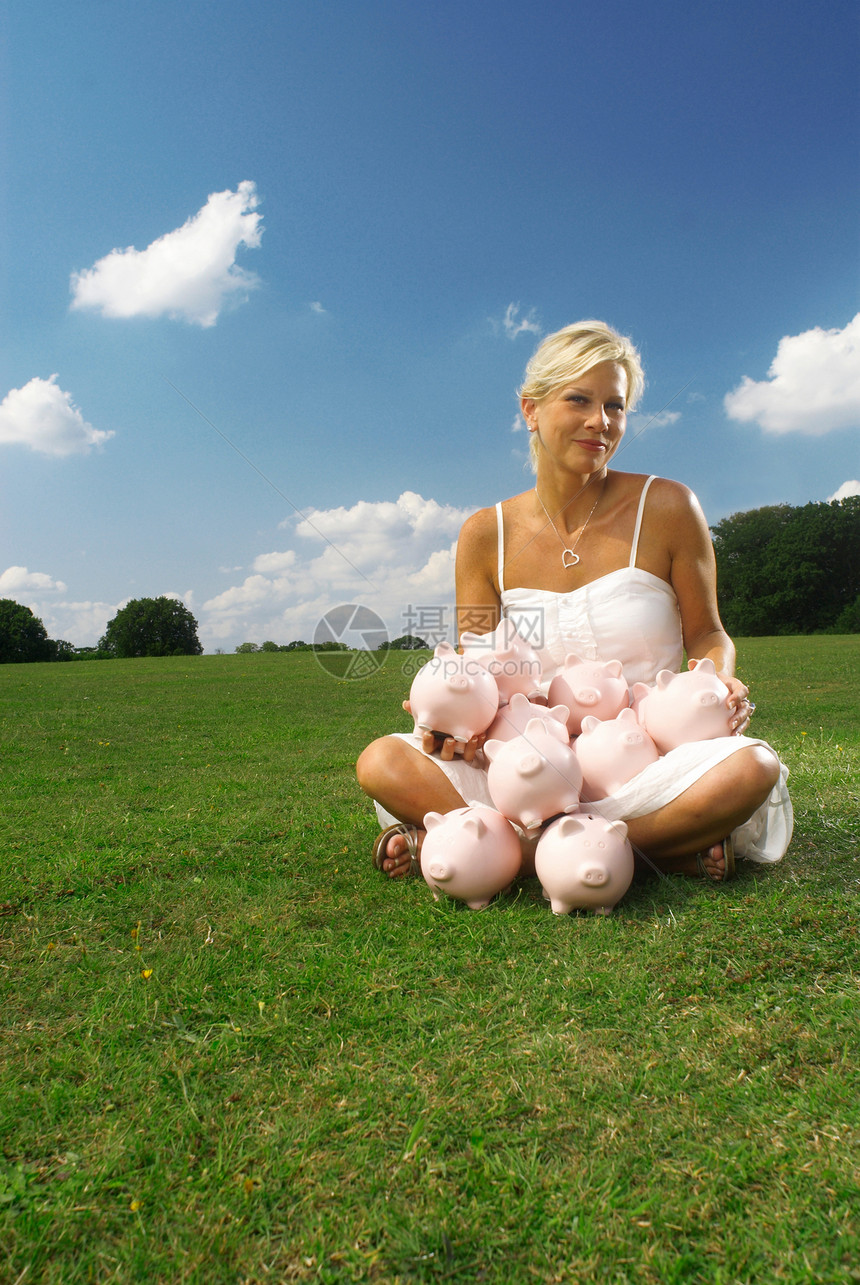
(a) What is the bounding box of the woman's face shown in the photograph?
[522,360,628,474]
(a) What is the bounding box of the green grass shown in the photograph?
[1,638,858,1284]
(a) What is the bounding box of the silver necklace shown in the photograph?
[535,479,604,569]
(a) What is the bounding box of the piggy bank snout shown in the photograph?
[447,674,470,692]
[516,751,544,777]
[427,861,451,882]
[575,686,600,706]
[581,865,608,886]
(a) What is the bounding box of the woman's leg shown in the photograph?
[356,736,469,877]
[624,745,780,878]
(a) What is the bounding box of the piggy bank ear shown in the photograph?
[423,811,446,830]
[549,703,570,725]
[580,715,601,735]
[434,640,456,659]
[462,812,486,838]
[655,669,677,690]
[563,653,584,669]
[483,738,503,761]
[555,815,585,838]
[523,717,550,740]
[605,819,629,841]
[688,656,716,675]
[606,660,624,678]
[617,707,638,726]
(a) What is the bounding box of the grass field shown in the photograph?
[1,637,858,1284]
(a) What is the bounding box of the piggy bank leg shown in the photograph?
[594,905,613,916]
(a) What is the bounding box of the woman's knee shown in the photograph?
[736,745,780,804]
[356,736,402,798]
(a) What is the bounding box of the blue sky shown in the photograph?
[1,0,858,651]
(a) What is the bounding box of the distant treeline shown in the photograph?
[232,635,428,654]
[711,496,859,635]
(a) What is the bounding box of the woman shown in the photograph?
[356,321,792,882]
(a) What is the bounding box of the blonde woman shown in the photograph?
[357,321,792,882]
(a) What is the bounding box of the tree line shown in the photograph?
[0,596,202,663]
[711,496,859,635]
[0,498,857,662]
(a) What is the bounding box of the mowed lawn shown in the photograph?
[1,637,858,1284]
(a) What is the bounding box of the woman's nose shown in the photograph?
[586,405,610,430]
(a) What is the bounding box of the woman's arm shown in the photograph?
[455,506,503,642]
[665,483,752,733]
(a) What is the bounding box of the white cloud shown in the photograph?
[24,598,119,647]
[252,550,297,575]
[70,181,263,327]
[511,413,527,433]
[0,376,114,456]
[724,314,860,435]
[200,491,474,648]
[309,301,326,314]
[0,566,67,595]
[493,303,541,340]
[628,409,681,431]
[828,479,860,502]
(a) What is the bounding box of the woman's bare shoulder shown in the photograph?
[619,472,701,519]
[459,490,532,541]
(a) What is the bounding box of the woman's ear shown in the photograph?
[521,396,537,431]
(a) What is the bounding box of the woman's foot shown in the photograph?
[649,836,736,883]
[695,836,735,883]
[371,823,424,879]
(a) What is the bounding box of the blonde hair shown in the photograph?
[519,320,645,472]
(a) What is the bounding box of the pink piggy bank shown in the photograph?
[409,641,500,743]
[547,655,629,735]
[485,691,571,744]
[460,618,543,704]
[535,813,634,916]
[484,718,582,831]
[420,806,522,909]
[574,707,660,800]
[632,657,732,753]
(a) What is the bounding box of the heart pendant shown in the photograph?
[562,549,580,568]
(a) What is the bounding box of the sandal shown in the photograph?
[371,823,421,878]
[695,835,736,884]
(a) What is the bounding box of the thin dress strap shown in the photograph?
[629,475,657,568]
[495,501,506,593]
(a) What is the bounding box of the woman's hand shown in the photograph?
[720,673,756,735]
[401,701,486,761]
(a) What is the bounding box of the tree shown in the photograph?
[0,599,54,663]
[100,596,203,658]
[386,634,429,650]
[712,497,860,635]
[50,639,76,661]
